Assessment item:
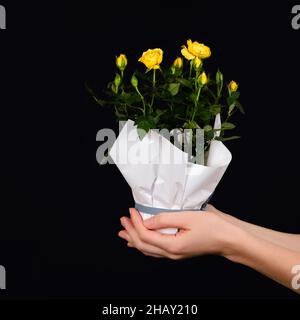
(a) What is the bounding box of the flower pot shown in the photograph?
[109,115,232,235]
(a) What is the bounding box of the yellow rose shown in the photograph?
[173,57,183,69]
[193,57,202,70]
[198,72,208,85]
[228,80,238,92]
[138,48,163,70]
[181,46,195,60]
[181,39,211,60]
[116,54,127,72]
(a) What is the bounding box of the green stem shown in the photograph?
[225,113,230,122]
[153,69,156,87]
[217,79,223,98]
[191,86,202,122]
[150,69,156,112]
[194,71,199,89]
[189,60,193,78]
[196,86,202,103]
[135,87,146,116]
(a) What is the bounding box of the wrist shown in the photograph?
[217,219,250,262]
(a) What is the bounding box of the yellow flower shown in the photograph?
[138,48,163,70]
[181,46,195,60]
[173,57,183,69]
[198,72,208,85]
[193,57,202,70]
[116,54,127,72]
[181,39,211,60]
[228,80,238,92]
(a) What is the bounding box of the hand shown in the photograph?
[118,205,236,260]
[118,205,300,293]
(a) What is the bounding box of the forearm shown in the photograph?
[223,225,300,293]
[220,213,300,253]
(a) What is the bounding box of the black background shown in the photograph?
[1,0,300,300]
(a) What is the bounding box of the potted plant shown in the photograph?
[88,39,244,234]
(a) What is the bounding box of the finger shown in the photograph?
[121,216,170,256]
[126,240,163,257]
[127,242,164,258]
[140,251,164,258]
[119,228,162,258]
[118,230,131,242]
[129,208,181,252]
[142,211,192,230]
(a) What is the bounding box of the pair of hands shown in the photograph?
[118,205,235,260]
[119,205,300,293]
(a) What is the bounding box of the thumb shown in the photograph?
[143,212,190,230]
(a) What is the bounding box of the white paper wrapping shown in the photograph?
[109,114,232,234]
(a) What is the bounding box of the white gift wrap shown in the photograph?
[109,115,232,234]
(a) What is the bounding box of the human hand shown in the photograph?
[118,205,300,293]
[118,205,237,260]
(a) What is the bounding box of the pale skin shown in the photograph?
[118,205,300,294]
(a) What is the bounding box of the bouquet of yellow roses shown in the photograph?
[90,39,243,234]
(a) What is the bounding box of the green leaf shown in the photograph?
[215,135,241,141]
[204,125,213,132]
[114,107,127,120]
[168,83,180,96]
[235,100,245,114]
[111,83,117,94]
[153,109,167,124]
[227,91,240,106]
[206,131,215,141]
[198,110,211,123]
[137,127,148,139]
[119,92,140,104]
[221,122,236,130]
[228,103,235,115]
[209,104,221,115]
[136,115,157,139]
[98,99,107,106]
[231,91,240,100]
[177,78,193,89]
[183,120,199,129]
[85,83,106,106]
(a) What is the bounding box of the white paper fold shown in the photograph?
[109,114,232,234]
